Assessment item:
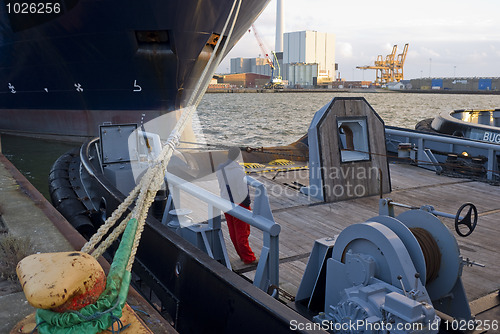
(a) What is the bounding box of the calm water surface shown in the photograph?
[196,92,500,147]
[1,135,78,198]
[3,91,500,198]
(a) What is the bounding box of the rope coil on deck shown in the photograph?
[410,227,442,284]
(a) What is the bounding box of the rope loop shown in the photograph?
[68,297,121,322]
[109,315,131,334]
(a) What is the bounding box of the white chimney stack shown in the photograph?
[275,0,284,52]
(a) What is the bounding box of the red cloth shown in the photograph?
[224,204,256,264]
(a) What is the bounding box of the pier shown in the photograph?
[0,153,175,333]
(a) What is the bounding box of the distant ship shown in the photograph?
[0,0,269,141]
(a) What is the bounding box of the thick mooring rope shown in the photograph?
[410,227,442,284]
[81,0,243,273]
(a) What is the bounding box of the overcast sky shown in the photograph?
[218,0,500,81]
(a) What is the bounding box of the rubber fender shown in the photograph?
[48,149,96,238]
[49,149,78,174]
[48,177,72,191]
[54,198,95,236]
[55,198,88,217]
[69,215,97,237]
[50,187,79,204]
[48,168,70,182]
[49,182,73,194]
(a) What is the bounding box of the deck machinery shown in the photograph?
[296,198,477,333]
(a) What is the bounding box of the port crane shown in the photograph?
[357,43,409,86]
[249,24,284,89]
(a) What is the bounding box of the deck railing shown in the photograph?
[162,171,280,295]
[386,127,500,180]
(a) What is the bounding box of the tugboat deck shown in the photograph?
[224,162,499,320]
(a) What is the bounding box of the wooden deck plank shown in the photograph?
[265,164,500,303]
[253,174,315,210]
[170,163,499,305]
[389,162,472,191]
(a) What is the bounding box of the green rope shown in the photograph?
[34,219,137,334]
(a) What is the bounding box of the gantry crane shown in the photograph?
[393,43,409,82]
[357,43,409,86]
[249,24,284,89]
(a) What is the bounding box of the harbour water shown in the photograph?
[1,135,77,199]
[3,91,500,199]
[197,92,500,146]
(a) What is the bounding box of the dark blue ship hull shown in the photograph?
[0,0,269,140]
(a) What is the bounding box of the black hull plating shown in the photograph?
[0,0,269,140]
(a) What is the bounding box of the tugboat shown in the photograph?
[417,109,500,144]
[49,98,499,333]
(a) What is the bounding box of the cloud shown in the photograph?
[466,51,489,63]
[419,47,441,59]
[338,42,353,58]
[219,0,500,79]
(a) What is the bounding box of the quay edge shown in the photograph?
[0,151,176,333]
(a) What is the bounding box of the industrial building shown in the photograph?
[230,57,273,76]
[329,80,373,89]
[409,77,500,91]
[227,0,336,88]
[219,73,271,88]
[229,30,336,88]
[282,31,336,87]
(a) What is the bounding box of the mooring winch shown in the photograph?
[296,199,481,333]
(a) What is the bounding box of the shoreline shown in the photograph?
[206,87,500,95]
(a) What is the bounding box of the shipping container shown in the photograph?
[478,78,492,90]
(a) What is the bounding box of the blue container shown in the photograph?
[431,78,443,88]
[478,79,492,90]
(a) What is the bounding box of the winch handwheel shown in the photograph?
[455,203,477,237]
